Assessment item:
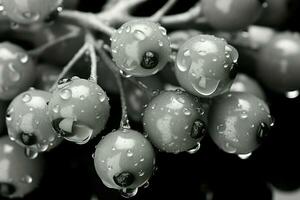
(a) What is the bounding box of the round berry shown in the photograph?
[1,0,63,24]
[48,77,110,145]
[208,92,273,155]
[202,0,265,31]
[94,129,155,192]
[111,20,171,77]
[256,32,300,93]
[0,136,44,198]
[6,89,62,155]
[175,34,238,98]
[230,73,266,100]
[0,42,36,100]
[143,90,207,154]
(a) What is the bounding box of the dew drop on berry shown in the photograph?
[138,170,144,177]
[0,5,4,12]
[125,26,131,33]
[120,188,138,198]
[60,89,72,100]
[22,93,32,103]
[22,11,40,22]
[183,108,192,116]
[8,63,21,82]
[159,26,167,36]
[238,153,252,160]
[224,142,237,154]
[25,147,39,159]
[52,105,60,113]
[37,143,49,152]
[190,74,221,97]
[177,50,192,72]
[10,22,20,30]
[18,53,29,63]
[158,40,163,47]
[187,142,201,154]
[134,30,146,41]
[126,150,133,157]
[21,175,33,184]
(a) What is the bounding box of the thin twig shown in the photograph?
[150,0,178,22]
[28,25,81,58]
[85,32,98,83]
[60,10,116,36]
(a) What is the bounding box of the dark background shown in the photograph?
[1,0,300,199]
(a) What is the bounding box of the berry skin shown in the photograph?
[143,90,207,154]
[48,77,110,145]
[230,73,266,100]
[94,129,155,192]
[0,42,36,100]
[202,0,264,31]
[0,136,44,198]
[175,34,238,98]
[256,32,300,93]
[6,89,62,155]
[111,20,171,77]
[1,0,63,24]
[208,92,273,155]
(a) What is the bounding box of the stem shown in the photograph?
[49,42,89,92]
[150,0,178,22]
[160,2,202,28]
[60,10,116,36]
[85,32,98,83]
[28,25,81,58]
[115,73,131,129]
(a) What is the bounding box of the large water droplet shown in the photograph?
[24,147,39,159]
[120,188,138,198]
[52,105,60,113]
[8,63,21,82]
[238,153,252,160]
[134,30,146,40]
[22,11,40,21]
[59,89,72,100]
[286,90,299,99]
[127,150,133,157]
[19,53,29,63]
[187,142,201,154]
[21,175,33,184]
[177,49,192,72]
[22,93,32,103]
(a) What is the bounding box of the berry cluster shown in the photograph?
[0,0,299,199]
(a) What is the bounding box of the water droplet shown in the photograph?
[80,95,85,100]
[224,142,237,154]
[38,143,49,152]
[240,111,248,119]
[120,188,138,198]
[143,181,150,188]
[286,90,299,99]
[52,105,60,113]
[22,11,40,21]
[183,108,192,116]
[19,53,29,63]
[190,74,220,97]
[24,147,38,159]
[59,89,72,100]
[238,153,252,160]
[127,150,133,157]
[8,63,21,82]
[21,175,33,184]
[177,49,191,72]
[99,94,106,102]
[159,26,167,35]
[158,40,163,47]
[140,158,145,162]
[134,30,146,40]
[10,22,19,30]
[22,93,32,103]
[187,142,201,154]
[138,170,144,177]
[125,26,131,33]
